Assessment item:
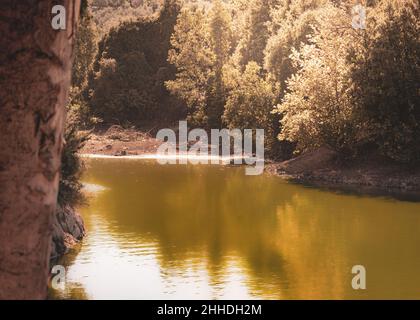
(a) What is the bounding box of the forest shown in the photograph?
[1,0,419,300]
[62,0,419,213]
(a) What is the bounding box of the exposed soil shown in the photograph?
[266,147,420,194]
[80,126,420,195]
[80,125,163,156]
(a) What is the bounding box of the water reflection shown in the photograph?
[50,159,420,300]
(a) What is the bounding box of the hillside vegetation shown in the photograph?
[72,0,419,164]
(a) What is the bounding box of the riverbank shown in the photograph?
[80,126,420,193]
[51,205,85,261]
[80,125,162,156]
[50,152,420,300]
[266,147,420,193]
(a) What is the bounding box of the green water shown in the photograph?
[50,158,420,300]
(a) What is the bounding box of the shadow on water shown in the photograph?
[50,158,420,300]
[286,178,420,203]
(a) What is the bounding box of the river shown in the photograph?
[49,158,420,299]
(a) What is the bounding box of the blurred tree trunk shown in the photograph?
[0,0,80,299]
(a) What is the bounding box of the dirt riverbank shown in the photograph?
[266,147,420,194]
[80,126,420,194]
[80,125,163,156]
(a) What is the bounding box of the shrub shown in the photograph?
[58,123,89,207]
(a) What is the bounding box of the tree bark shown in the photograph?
[0,0,80,299]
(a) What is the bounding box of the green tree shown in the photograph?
[167,0,232,128]
[72,9,97,90]
[223,62,280,154]
[264,0,326,95]
[350,0,420,163]
[166,5,214,126]
[274,3,356,154]
[69,6,98,128]
[61,1,96,206]
[206,0,233,128]
[89,0,182,125]
[233,0,275,68]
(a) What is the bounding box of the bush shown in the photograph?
[58,123,89,207]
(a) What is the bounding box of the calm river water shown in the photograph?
[49,158,420,299]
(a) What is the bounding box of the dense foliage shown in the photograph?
[275,3,355,154]
[59,6,97,207]
[72,0,419,164]
[58,123,89,207]
[276,0,419,162]
[90,0,164,36]
[88,0,184,125]
[166,0,232,128]
[349,0,420,162]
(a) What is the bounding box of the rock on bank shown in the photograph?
[50,205,85,260]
